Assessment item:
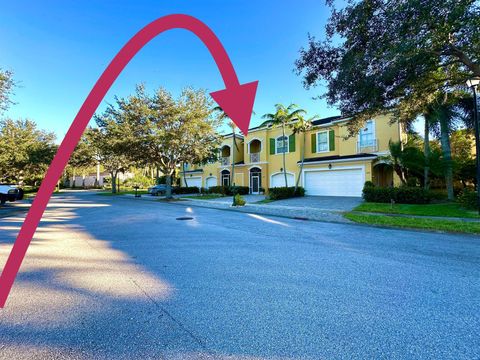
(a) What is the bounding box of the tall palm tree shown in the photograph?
[291,114,317,191]
[263,104,306,187]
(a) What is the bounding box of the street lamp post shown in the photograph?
[466,78,480,214]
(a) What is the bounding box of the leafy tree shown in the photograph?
[67,136,97,188]
[263,104,305,187]
[0,119,56,185]
[296,0,480,135]
[0,69,15,114]
[85,124,132,194]
[290,114,316,191]
[124,86,221,198]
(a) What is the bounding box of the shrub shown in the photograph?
[363,181,375,188]
[268,186,305,200]
[124,174,153,188]
[457,189,478,210]
[228,186,250,195]
[206,186,249,195]
[206,186,226,195]
[363,185,431,204]
[172,186,200,194]
[234,193,246,206]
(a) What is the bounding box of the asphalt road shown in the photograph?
[0,192,479,359]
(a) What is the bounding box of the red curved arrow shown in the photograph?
[0,14,258,307]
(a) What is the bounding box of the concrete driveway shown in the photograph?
[270,195,362,211]
[0,192,478,359]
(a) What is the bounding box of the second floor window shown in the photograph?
[360,120,375,147]
[276,136,289,154]
[317,131,329,152]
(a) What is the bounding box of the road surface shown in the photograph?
[0,192,478,359]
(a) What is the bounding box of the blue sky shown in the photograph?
[0,0,339,141]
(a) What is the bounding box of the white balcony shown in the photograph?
[357,139,378,153]
[249,152,260,163]
[221,157,230,166]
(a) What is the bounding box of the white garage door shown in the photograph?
[186,176,202,189]
[205,177,217,189]
[304,168,364,197]
[270,173,295,188]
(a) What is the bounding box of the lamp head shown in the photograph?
[466,78,480,88]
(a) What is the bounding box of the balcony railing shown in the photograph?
[221,157,230,166]
[249,152,260,163]
[357,139,378,153]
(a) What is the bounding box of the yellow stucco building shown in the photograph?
[181,115,405,197]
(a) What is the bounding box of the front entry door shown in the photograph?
[251,174,260,194]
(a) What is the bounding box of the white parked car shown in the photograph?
[0,184,24,205]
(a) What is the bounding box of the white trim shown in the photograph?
[248,167,262,194]
[184,176,202,188]
[270,171,295,188]
[298,156,377,166]
[205,176,217,188]
[274,135,289,154]
[247,137,263,154]
[247,165,263,170]
[302,165,365,196]
[357,119,376,148]
[315,130,330,153]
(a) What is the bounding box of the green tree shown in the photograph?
[68,136,96,188]
[290,114,316,191]
[126,87,221,199]
[263,104,305,187]
[85,123,132,194]
[0,69,15,114]
[0,119,56,185]
[295,0,480,134]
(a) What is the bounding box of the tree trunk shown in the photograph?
[295,131,305,191]
[111,172,117,193]
[423,114,431,190]
[282,123,288,187]
[438,107,454,200]
[182,162,188,187]
[72,168,76,188]
[165,173,173,199]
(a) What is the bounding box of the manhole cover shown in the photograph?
[176,217,194,220]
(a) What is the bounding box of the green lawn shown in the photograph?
[345,212,480,234]
[354,202,479,219]
[183,194,224,200]
[253,198,276,204]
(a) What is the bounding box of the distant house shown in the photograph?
[65,171,134,188]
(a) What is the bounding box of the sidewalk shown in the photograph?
[177,197,350,223]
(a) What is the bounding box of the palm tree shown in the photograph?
[291,114,317,191]
[263,104,306,187]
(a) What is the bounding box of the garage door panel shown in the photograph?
[205,177,217,189]
[271,173,294,188]
[186,177,202,188]
[304,168,363,197]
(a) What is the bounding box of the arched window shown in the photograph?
[221,169,230,187]
[275,136,288,154]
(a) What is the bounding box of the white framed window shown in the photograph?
[275,136,289,154]
[316,131,329,152]
[359,120,376,147]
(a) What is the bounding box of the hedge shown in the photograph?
[457,189,478,210]
[362,185,431,204]
[206,186,249,195]
[172,186,200,194]
[268,186,305,200]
